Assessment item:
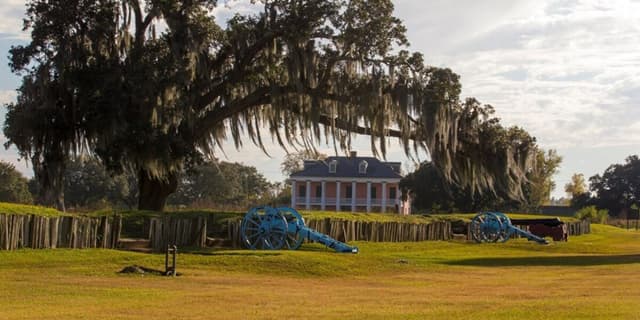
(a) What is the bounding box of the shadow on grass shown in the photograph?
[178,249,283,257]
[180,245,342,255]
[444,254,640,267]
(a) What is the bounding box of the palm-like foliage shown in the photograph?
[4,0,538,210]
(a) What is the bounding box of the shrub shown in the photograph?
[0,161,33,204]
[575,205,609,224]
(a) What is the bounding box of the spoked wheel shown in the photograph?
[277,207,306,250]
[241,207,288,250]
[491,212,512,243]
[470,212,504,243]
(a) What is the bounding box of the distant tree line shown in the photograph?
[570,155,640,217]
[402,152,640,216]
[401,149,561,212]
[399,107,562,213]
[0,159,287,211]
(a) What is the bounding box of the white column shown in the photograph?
[351,181,357,212]
[398,189,402,214]
[336,181,341,211]
[305,181,311,210]
[381,182,387,213]
[291,180,297,208]
[366,181,372,213]
[320,181,326,210]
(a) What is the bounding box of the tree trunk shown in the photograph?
[32,152,66,212]
[137,169,178,211]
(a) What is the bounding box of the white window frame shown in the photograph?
[329,160,337,173]
[359,160,368,174]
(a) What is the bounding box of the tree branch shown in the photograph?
[194,29,283,111]
[193,86,272,140]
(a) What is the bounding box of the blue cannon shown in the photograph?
[470,212,548,244]
[240,206,358,253]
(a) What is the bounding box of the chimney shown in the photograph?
[350,151,357,158]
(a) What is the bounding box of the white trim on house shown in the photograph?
[289,154,410,214]
[290,177,401,183]
[290,179,406,214]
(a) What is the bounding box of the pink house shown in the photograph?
[289,151,411,215]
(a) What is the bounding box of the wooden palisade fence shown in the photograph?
[229,218,591,249]
[148,216,207,252]
[226,218,453,248]
[0,214,121,250]
[0,213,592,251]
[566,219,591,235]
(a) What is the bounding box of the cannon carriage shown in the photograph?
[470,212,550,244]
[240,206,358,253]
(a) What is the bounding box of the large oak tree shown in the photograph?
[4,0,537,211]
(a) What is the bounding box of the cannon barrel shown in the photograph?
[299,228,359,253]
[509,218,563,227]
[240,206,358,253]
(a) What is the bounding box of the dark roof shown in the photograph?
[290,156,402,179]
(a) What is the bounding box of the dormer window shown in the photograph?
[359,160,368,174]
[329,160,337,173]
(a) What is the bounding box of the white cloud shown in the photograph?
[0,0,29,39]
[0,90,16,104]
[212,0,261,26]
[395,0,640,150]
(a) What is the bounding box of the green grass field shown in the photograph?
[1,223,639,319]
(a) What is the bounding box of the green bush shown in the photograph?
[575,205,608,224]
[0,161,33,204]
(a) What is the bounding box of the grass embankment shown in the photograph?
[0,202,66,217]
[0,224,639,319]
[1,201,578,224]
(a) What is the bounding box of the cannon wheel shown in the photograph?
[277,207,306,250]
[470,212,504,243]
[241,207,288,250]
[491,212,512,243]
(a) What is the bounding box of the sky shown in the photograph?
[1,0,640,199]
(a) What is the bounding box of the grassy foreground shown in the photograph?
[1,224,639,319]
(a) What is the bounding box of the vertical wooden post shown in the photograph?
[165,245,177,276]
[172,245,177,276]
[0,215,5,250]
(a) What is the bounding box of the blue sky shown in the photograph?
[2,0,640,199]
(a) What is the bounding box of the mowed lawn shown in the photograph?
[1,224,639,319]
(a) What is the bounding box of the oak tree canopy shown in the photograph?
[4,0,538,211]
